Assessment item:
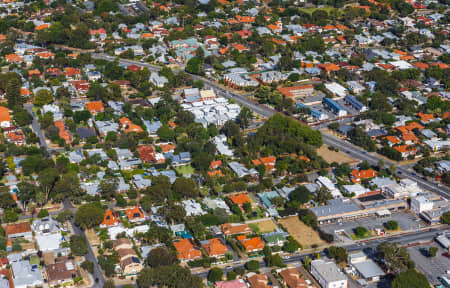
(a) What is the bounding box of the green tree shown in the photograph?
[246,260,259,271]
[354,226,368,238]
[208,267,224,283]
[33,89,53,106]
[37,209,49,218]
[147,247,177,267]
[103,280,115,288]
[327,246,348,263]
[81,260,94,273]
[428,247,438,258]
[377,242,415,274]
[385,220,399,230]
[5,75,22,109]
[392,269,430,288]
[137,266,203,288]
[186,57,204,75]
[442,211,450,224]
[74,203,104,229]
[289,185,311,204]
[38,168,59,203]
[3,210,18,223]
[70,235,89,256]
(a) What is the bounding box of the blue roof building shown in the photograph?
[297,103,328,121]
[323,98,347,117]
[344,95,368,112]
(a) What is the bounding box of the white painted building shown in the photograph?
[311,260,347,288]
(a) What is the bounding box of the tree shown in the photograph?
[441,211,450,224]
[392,269,430,288]
[70,235,88,256]
[5,75,22,109]
[377,242,415,274]
[38,168,59,203]
[74,203,104,229]
[289,186,311,204]
[327,246,348,263]
[3,210,18,223]
[17,182,37,209]
[186,57,204,75]
[37,209,49,218]
[385,220,399,230]
[237,107,252,129]
[103,280,116,288]
[81,260,94,273]
[147,247,177,267]
[354,226,368,238]
[173,177,199,198]
[428,247,438,258]
[246,260,259,271]
[99,178,118,200]
[137,266,203,288]
[208,267,224,283]
[33,89,53,106]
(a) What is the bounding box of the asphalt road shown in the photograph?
[193,227,449,278]
[24,103,48,151]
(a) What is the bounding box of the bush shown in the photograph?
[70,235,89,256]
[81,260,94,273]
[385,220,399,230]
[37,209,49,218]
[354,226,368,238]
[246,260,260,271]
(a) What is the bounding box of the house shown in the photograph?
[239,236,264,253]
[32,217,60,235]
[221,223,252,235]
[125,206,146,223]
[11,260,44,288]
[311,260,347,288]
[351,169,377,183]
[173,238,202,261]
[436,160,450,174]
[202,198,231,214]
[85,101,104,115]
[113,238,133,250]
[5,222,32,240]
[252,156,276,172]
[229,162,258,178]
[76,127,96,141]
[182,199,206,216]
[424,140,450,152]
[95,120,119,136]
[5,130,26,146]
[394,145,417,158]
[263,232,289,247]
[277,267,309,288]
[0,107,12,128]
[46,257,77,287]
[133,174,152,190]
[54,121,73,144]
[149,72,169,88]
[121,255,143,275]
[201,238,228,257]
[100,210,121,228]
[230,193,251,208]
[277,85,314,99]
[247,273,272,288]
[214,279,247,288]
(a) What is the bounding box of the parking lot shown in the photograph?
[321,212,425,240]
[407,244,450,285]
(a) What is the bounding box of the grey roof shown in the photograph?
[32,217,60,234]
[310,198,360,218]
[370,177,397,189]
[353,260,385,279]
[12,260,43,288]
[76,127,96,139]
[311,260,347,282]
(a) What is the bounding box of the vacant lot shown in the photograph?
[278,216,326,249]
[316,145,357,165]
[175,165,195,175]
[253,219,278,233]
[85,228,100,246]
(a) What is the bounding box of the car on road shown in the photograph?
[442,252,450,258]
[362,151,367,154]
[411,172,417,176]
[397,171,402,174]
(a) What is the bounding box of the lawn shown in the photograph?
[278,216,326,249]
[175,165,195,175]
[299,6,340,15]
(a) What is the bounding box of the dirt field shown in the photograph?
[278,216,326,249]
[316,145,357,165]
[85,228,100,246]
[253,219,278,233]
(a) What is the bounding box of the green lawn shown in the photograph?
[299,6,340,15]
[175,165,195,175]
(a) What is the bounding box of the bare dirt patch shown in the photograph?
[85,229,100,246]
[278,216,326,249]
[253,219,278,233]
[316,145,357,165]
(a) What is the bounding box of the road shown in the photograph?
[64,199,106,287]
[92,53,449,199]
[193,226,449,278]
[24,103,48,152]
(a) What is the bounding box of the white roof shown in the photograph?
[35,233,62,251]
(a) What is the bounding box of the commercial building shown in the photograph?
[348,252,385,283]
[297,102,328,121]
[311,259,347,288]
[344,94,368,112]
